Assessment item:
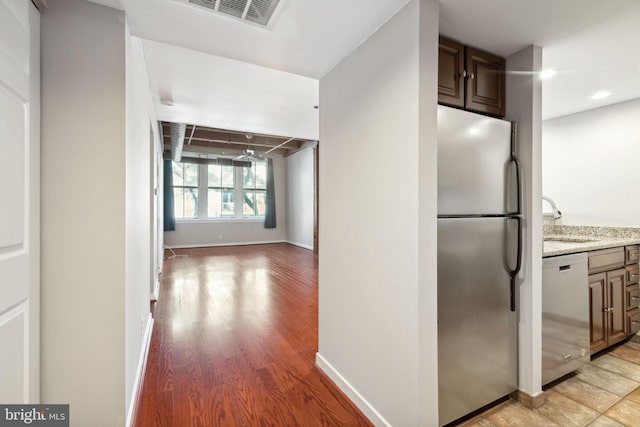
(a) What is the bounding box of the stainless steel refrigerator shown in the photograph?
[437,105,522,426]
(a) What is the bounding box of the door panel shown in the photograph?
[0,0,38,403]
[0,303,27,403]
[438,37,464,108]
[608,269,627,345]
[589,273,606,354]
[437,105,513,215]
[438,217,517,425]
[465,47,506,117]
[0,85,26,250]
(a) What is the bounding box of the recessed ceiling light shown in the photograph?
[591,91,611,100]
[540,69,557,80]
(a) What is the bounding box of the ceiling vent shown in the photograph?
[174,0,285,29]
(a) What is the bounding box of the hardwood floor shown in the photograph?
[135,243,372,426]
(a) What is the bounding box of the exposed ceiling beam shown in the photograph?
[265,137,295,155]
[186,124,196,146]
[160,121,312,157]
[165,142,246,156]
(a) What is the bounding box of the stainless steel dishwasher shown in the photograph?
[542,252,590,386]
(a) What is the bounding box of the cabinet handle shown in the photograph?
[633,321,640,325]
[632,274,640,278]
[461,70,467,78]
[604,307,613,312]
[632,296,640,300]
[631,252,639,256]
[470,72,475,80]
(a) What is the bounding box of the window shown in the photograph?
[173,162,199,219]
[243,161,267,217]
[172,160,268,220]
[208,164,235,218]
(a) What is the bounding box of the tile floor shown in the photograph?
[460,336,640,427]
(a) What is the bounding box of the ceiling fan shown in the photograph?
[234,134,265,162]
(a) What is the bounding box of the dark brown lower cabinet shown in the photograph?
[589,269,626,354]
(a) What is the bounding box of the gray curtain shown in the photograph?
[264,158,276,229]
[163,159,176,231]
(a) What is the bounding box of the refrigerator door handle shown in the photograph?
[508,215,523,312]
[509,156,523,216]
[510,122,522,216]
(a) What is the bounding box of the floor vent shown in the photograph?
[174,0,285,29]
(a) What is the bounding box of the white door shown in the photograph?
[0,0,40,403]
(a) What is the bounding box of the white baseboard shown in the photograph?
[315,353,390,427]
[164,240,287,250]
[126,314,154,427]
[286,241,314,251]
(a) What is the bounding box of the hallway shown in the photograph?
[135,243,371,426]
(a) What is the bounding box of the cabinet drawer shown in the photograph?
[626,245,640,265]
[627,264,640,285]
[627,284,640,311]
[588,248,625,274]
[627,308,640,336]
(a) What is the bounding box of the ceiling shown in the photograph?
[160,122,315,159]
[143,39,319,139]
[89,0,640,128]
[439,0,640,120]
[90,0,411,78]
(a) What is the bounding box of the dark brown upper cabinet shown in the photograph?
[438,36,506,118]
[437,37,464,109]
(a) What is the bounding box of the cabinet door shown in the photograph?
[438,37,465,108]
[589,273,607,354]
[607,268,627,346]
[465,47,505,117]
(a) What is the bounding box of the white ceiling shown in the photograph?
[89,0,640,132]
[143,39,319,139]
[101,0,412,78]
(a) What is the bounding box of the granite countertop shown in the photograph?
[542,225,640,257]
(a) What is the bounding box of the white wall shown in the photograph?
[286,147,315,250]
[41,0,126,424]
[506,46,543,398]
[318,1,440,424]
[163,155,288,248]
[417,1,440,425]
[125,29,158,425]
[542,98,640,227]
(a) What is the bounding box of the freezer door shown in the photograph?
[438,217,518,426]
[438,105,515,215]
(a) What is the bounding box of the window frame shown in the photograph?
[242,161,267,218]
[172,162,200,219]
[172,160,268,223]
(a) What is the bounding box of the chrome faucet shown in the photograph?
[542,196,562,219]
